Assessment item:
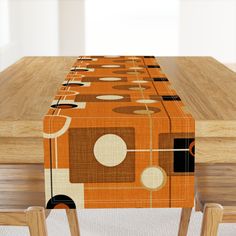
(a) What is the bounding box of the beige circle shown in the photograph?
[141,166,166,190]
[133,110,155,115]
[136,99,158,104]
[104,56,121,58]
[93,134,127,167]
[129,67,144,70]
[132,80,148,84]
[96,95,124,100]
[99,77,122,81]
[129,87,146,91]
[101,65,121,68]
[128,57,140,60]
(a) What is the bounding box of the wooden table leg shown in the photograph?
[178,208,192,236]
[200,203,223,236]
[26,207,48,236]
[66,209,80,236]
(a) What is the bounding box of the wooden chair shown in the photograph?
[0,207,47,236]
[178,163,236,236]
[0,207,80,236]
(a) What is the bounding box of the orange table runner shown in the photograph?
[44,56,195,209]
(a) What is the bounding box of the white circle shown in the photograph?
[129,87,146,91]
[136,99,158,104]
[128,57,139,60]
[141,167,166,190]
[93,134,127,167]
[96,95,124,100]
[129,67,143,70]
[101,65,121,68]
[132,80,148,84]
[99,77,122,81]
[104,56,121,58]
[133,110,155,115]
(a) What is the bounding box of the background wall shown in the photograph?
[179,0,236,62]
[85,0,180,55]
[0,0,236,71]
[0,0,59,71]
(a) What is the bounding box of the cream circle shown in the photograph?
[132,80,148,84]
[129,87,146,91]
[104,56,121,58]
[136,99,158,104]
[133,110,155,115]
[96,95,124,100]
[101,65,121,68]
[129,67,144,70]
[141,167,166,190]
[99,77,122,81]
[128,57,139,60]
[93,134,127,167]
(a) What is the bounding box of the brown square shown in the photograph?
[69,127,135,183]
[158,133,194,176]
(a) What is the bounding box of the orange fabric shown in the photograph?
[44,56,195,209]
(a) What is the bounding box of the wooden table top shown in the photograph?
[0,56,236,138]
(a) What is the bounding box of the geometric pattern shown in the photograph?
[43,56,195,209]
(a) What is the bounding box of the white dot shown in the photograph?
[99,77,122,81]
[129,67,144,70]
[101,65,121,68]
[141,167,166,190]
[93,134,127,167]
[133,110,155,115]
[132,80,148,84]
[128,57,140,60]
[96,95,124,100]
[136,99,158,104]
[104,56,121,58]
[129,87,146,91]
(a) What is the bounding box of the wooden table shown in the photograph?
[1,57,236,236]
[0,57,236,164]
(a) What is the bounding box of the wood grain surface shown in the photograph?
[0,57,76,122]
[0,164,45,209]
[158,57,236,121]
[195,163,236,208]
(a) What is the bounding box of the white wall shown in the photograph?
[0,0,59,71]
[85,0,236,63]
[58,0,85,55]
[0,0,236,72]
[85,0,180,56]
[179,0,236,63]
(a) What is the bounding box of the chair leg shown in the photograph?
[45,209,51,219]
[200,203,223,236]
[178,208,192,236]
[26,207,48,236]
[66,209,80,236]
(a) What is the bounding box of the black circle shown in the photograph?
[46,195,76,209]
[63,83,84,87]
[51,103,77,109]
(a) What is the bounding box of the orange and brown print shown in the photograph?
[43,56,195,209]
